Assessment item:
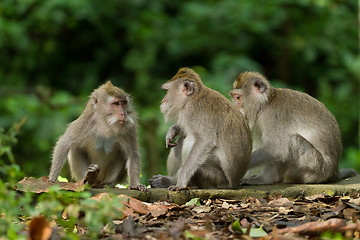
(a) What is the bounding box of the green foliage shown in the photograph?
[0,118,26,185]
[231,220,267,237]
[185,197,201,206]
[0,183,124,238]
[0,0,358,178]
[184,230,206,240]
[321,231,345,240]
[0,125,124,238]
[0,90,85,177]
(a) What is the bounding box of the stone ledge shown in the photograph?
[88,175,360,205]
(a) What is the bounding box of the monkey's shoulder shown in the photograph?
[271,89,331,113]
[198,89,240,111]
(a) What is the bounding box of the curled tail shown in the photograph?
[339,168,357,180]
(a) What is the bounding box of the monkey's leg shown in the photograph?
[240,163,283,185]
[240,146,283,185]
[240,148,284,185]
[339,168,357,179]
[192,163,227,188]
[168,140,214,190]
[284,134,329,183]
[248,148,273,168]
[167,137,184,176]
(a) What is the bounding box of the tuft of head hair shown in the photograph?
[233,72,268,89]
[100,81,127,98]
[168,67,201,83]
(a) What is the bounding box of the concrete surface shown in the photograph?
[88,175,360,205]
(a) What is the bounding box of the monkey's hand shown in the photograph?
[149,174,172,188]
[129,184,147,192]
[167,185,190,191]
[84,164,100,185]
[165,125,181,148]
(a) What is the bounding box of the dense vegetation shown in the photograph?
[0,0,358,184]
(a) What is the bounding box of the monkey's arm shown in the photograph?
[169,138,214,190]
[126,133,147,191]
[166,125,182,148]
[49,135,72,182]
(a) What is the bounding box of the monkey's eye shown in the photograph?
[112,101,121,106]
[121,100,128,105]
[234,95,240,100]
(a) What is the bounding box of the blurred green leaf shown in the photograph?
[185,197,201,206]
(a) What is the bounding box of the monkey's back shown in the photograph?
[183,88,252,186]
[259,88,342,167]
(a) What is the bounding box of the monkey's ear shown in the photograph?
[91,95,99,105]
[183,80,195,96]
[253,78,267,93]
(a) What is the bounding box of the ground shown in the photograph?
[18,175,360,239]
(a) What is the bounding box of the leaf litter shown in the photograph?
[47,192,360,239]
[19,178,360,239]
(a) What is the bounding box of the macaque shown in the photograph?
[49,81,146,191]
[229,72,357,185]
[149,67,252,190]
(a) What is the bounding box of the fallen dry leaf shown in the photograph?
[117,194,150,215]
[222,201,231,209]
[17,176,85,193]
[147,203,177,217]
[91,192,113,201]
[268,197,293,207]
[343,208,357,220]
[277,218,345,235]
[28,215,52,240]
[193,206,211,214]
[92,193,180,218]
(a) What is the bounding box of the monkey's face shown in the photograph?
[229,89,243,110]
[160,81,187,123]
[101,95,132,128]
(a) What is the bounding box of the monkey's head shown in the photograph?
[229,71,274,115]
[160,67,205,123]
[90,81,134,131]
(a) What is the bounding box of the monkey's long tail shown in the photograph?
[339,168,358,180]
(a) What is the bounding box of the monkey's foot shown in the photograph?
[149,174,172,188]
[239,175,272,186]
[167,185,190,191]
[129,184,147,192]
[84,164,100,185]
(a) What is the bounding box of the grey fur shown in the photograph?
[230,72,357,185]
[49,82,145,191]
[149,68,252,190]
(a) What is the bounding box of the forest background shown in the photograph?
[0,0,359,184]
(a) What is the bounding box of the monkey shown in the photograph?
[228,71,357,185]
[149,67,252,190]
[49,81,146,191]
